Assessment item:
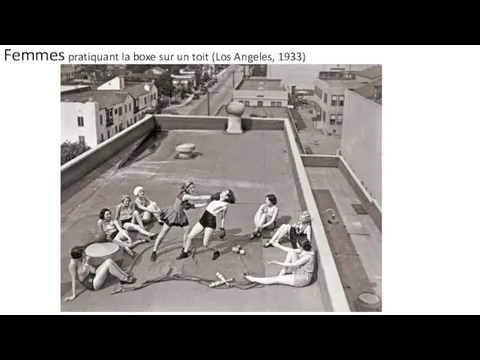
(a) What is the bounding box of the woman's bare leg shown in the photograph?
[153,224,171,253]
[112,233,135,257]
[183,223,205,253]
[93,259,129,290]
[202,227,219,260]
[125,223,154,238]
[265,224,289,246]
[254,213,267,230]
[142,211,153,223]
[244,274,296,286]
[182,225,191,248]
[278,250,298,276]
[132,210,145,228]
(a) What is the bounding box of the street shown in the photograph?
[172,65,244,116]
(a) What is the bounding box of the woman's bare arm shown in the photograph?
[69,263,77,298]
[135,198,149,212]
[275,256,309,268]
[182,194,212,201]
[305,225,312,242]
[220,207,228,229]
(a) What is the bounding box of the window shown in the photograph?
[99,114,103,125]
[107,130,110,138]
[245,101,250,106]
[271,101,276,107]
[276,101,281,107]
[339,95,345,106]
[79,135,85,144]
[330,114,336,125]
[337,114,343,124]
[331,95,338,106]
[144,97,147,105]
[323,110,326,122]
[114,108,118,115]
[314,85,323,99]
[115,125,118,133]
[119,107,123,116]
[239,101,244,104]
[323,93,328,104]
[129,104,132,112]
[100,133,104,142]
[125,105,127,113]
[77,116,84,127]
[257,101,263,107]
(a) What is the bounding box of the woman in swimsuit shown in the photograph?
[243,239,315,287]
[250,194,279,239]
[96,208,138,258]
[63,246,136,302]
[263,211,312,248]
[150,181,211,262]
[133,186,163,224]
[115,195,157,241]
[177,189,236,261]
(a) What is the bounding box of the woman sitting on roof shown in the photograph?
[263,211,312,249]
[115,195,157,240]
[243,239,315,288]
[63,246,136,302]
[150,181,212,262]
[133,186,163,224]
[96,208,143,258]
[250,194,279,240]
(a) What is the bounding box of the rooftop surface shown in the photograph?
[61,90,129,109]
[215,105,288,118]
[353,77,382,104]
[61,130,325,312]
[305,166,382,301]
[355,65,382,80]
[237,79,286,91]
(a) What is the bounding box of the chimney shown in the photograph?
[144,83,152,92]
[373,85,382,100]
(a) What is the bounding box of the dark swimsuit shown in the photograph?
[289,226,309,249]
[199,211,217,229]
[80,273,96,291]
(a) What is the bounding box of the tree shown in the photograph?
[202,72,211,83]
[155,72,175,97]
[61,140,91,165]
[195,69,202,86]
[126,64,151,74]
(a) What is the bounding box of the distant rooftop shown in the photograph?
[238,79,286,91]
[61,83,152,108]
[61,90,130,109]
[353,77,382,104]
[215,105,288,118]
[61,85,90,93]
[318,71,357,81]
[355,65,382,80]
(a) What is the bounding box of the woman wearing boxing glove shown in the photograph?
[150,181,211,262]
[177,189,236,261]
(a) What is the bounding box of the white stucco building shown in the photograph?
[233,79,288,107]
[341,77,382,206]
[61,64,76,82]
[61,76,158,148]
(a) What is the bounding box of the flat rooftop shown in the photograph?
[305,165,382,305]
[61,130,325,312]
[237,79,286,91]
[215,105,288,118]
[353,77,382,104]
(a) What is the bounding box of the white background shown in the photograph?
[1,45,478,315]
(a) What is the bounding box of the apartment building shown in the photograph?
[61,65,76,82]
[341,77,382,206]
[233,79,288,107]
[61,76,158,147]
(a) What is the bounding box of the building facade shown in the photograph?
[61,65,76,82]
[340,78,382,206]
[233,79,288,107]
[61,76,158,148]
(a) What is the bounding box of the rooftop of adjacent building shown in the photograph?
[355,65,382,80]
[215,105,289,118]
[352,77,382,105]
[237,78,286,91]
[61,83,154,109]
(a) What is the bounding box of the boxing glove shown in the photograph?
[210,192,221,201]
[184,202,194,210]
[218,228,226,239]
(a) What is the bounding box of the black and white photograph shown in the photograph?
[60,63,382,312]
